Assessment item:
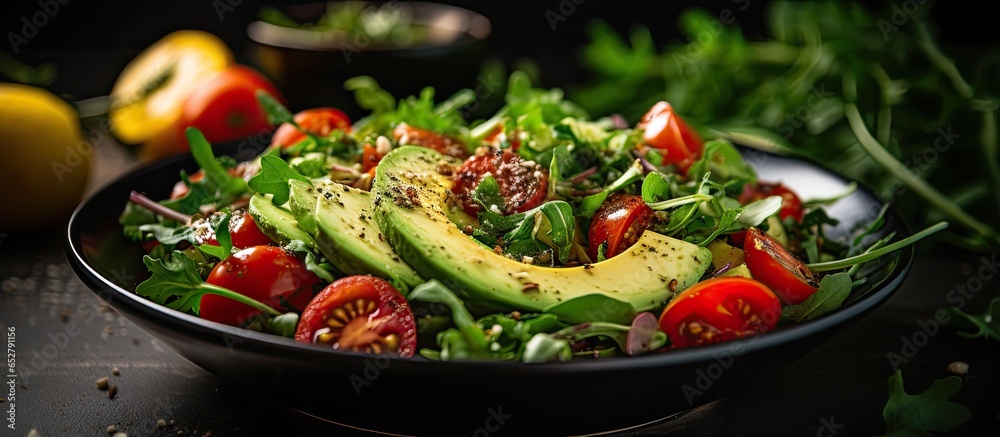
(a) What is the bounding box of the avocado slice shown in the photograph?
[248,193,317,247]
[285,178,423,291]
[371,146,714,314]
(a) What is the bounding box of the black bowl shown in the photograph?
[66,142,912,436]
[246,1,493,118]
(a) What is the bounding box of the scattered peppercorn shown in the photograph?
[108,385,118,399]
[106,424,117,434]
[157,419,167,430]
[112,367,120,376]
[948,361,969,375]
[96,377,110,390]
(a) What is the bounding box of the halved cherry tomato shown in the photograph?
[587,194,654,260]
[270,107,351,149]
[202,245,321,327]
[175,65,284,150]
[451,149,548,216]
[739,182,805,222]
[637,101,704,174]
[393,122,469,159]
[295,275,417,357]
[658,276,781,348]
[743,227,819,305]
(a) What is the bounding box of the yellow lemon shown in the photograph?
[109,30,233,145]
[0,83,91,231]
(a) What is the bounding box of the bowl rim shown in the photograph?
[65,144,914,374]
[246,1,493,52]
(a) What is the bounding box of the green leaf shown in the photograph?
[527,202,577,264]
[880,370,971,437]
[255,89,295,125]
[947,297,1000,342]
[686,139,756,189]
[344,75,397,115]
[185,128,249,200]
[409,280,488,352]
[471,174,506,214]
[283,239,336,283]
[577,159,644,218]
[542,293,638,325]
[641,171,673,203]
[266,313,300,338]
[248,155,312,206]
[522,334,572,363]
[782,272,852,322]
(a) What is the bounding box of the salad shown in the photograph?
[119,72,944,363]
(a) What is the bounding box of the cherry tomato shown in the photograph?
[176,65,284,149]
[295,275,417,357]
[658,276,781,348]
[451,149,548,216]
[361,143,384,173]
[393,122,469,159]
[202,245,321,327]
[270,107,351,149]
[743,227,820,305]
[185,209,274,249]
[738,182,805,222]
[637,101,704,174]
[587,194,654,260]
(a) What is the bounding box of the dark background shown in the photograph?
[2,0,997,105]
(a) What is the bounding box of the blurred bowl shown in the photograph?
[247,1,492,117]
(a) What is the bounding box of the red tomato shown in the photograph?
[170,170,206,200]
[451,149,548,216]
[361,143,384,173]
[637,101,704,174]
[270,107,351,149]
[202,246,321,327]
[187,209,274,249]
[176,65,284,149]
[739,182,805,222]
[295,275,417,357]
[743,227,820,305]
[658,276,781,348]
[587,194,654,260]
[393,122,469,159]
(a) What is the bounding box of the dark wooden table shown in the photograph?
[1,134,999,437]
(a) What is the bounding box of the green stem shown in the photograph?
[871,65,894,146]
[842,75,999,243]
[201,283,283,317]
[845,233,892,277]
[807,222,948,272]
[647,193,712,211]
[981,110,1000,215]
[912,19,974,99]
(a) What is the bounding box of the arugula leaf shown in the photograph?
[158,171,215,216]
[685,139,756,191]
[542,294,637,325]
[137,223,195,245]
[248,155,312,206]
[947,297,1000,342]
[577,159,644,218]
[522,333,573,363]
[879,370,971,437]
[641,171,674,203]
[136,251,281,317]
[781,272,852,322]
[409,280,488,353]
[283,239,336,283]
[255,89,295,125]
[185,128,249,201]
[471,174,506,214]
[196,212,232,260]
[478,200,577,264]
[344,75,396,115]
